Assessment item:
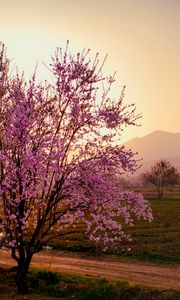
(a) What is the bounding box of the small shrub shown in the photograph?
[29,270,60,293]
[79,278,118,300]
[36,270,60,284]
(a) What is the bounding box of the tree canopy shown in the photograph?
[0,42,152,292]
[142,159,179,199]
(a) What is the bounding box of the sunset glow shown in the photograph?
[1,0,180,142]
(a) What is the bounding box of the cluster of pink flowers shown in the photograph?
[0,42,152,252]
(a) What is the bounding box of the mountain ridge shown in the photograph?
[123,130,180,173]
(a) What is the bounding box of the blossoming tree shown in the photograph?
[0,42,152,293]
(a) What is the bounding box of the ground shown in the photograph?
[0,249,180,290]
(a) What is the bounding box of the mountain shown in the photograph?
[124,130,180,173]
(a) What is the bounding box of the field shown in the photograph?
[48,195,180,264]
[122,198,180,263]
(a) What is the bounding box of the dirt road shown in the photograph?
[0,250,180,289]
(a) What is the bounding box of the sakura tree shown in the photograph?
[0,42,152,293]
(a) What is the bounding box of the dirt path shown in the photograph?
[0,250,180,289]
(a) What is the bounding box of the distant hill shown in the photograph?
[124,130,180,174]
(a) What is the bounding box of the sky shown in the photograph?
[0,0,180,142]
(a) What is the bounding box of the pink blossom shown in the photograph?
[9,240,16,247]
[0,42,152,256]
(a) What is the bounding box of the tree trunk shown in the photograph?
[156,183,163,199]
[156,185,160,199]
[16,254,32,294]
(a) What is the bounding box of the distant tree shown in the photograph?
[142,160,179,199]
[0,42,152,293]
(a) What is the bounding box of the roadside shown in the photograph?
[0,249,180,289]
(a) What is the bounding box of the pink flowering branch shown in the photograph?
[0,42,152,293]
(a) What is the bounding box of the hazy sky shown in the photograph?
[0,0,180,142]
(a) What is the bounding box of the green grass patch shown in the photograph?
[122,198,180,264]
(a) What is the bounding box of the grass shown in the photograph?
[0,267,180,300]
[48,197,180,264]
[115,198,180,264]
